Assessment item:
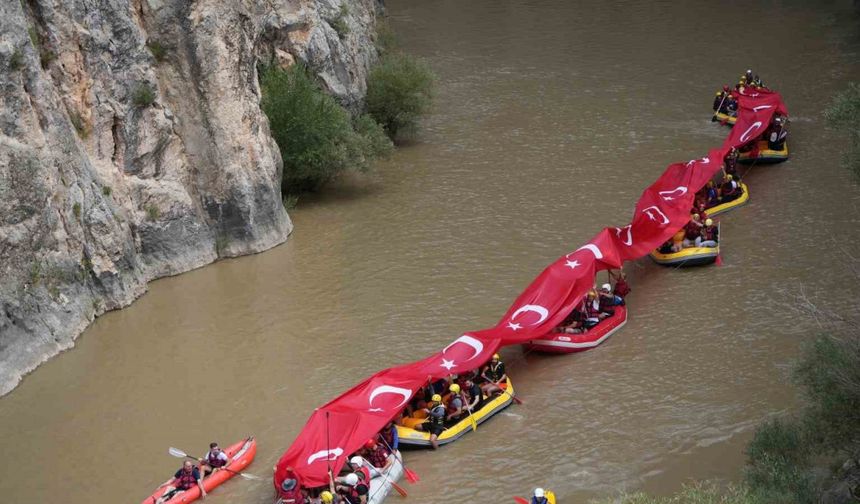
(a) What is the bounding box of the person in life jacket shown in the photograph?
[199,441,230,477]
[724,148,740,179]
[683,214,704,248]
[719,174,740,203]
[712,91,726,112]
[463,375,485,412]
[416,394,446,449]
[696,218,719,248]
[531,487,552,504]
[379,421,399,452]
[445,383,466,423]
[725,93,738,116]
[767,116,788,150]
[276,465,305,503]
[333,471,368,504]
[609,269,631,300]
[598,283,622,313]
[480,353,508,398]
[362,438,392,472]
[745,69,754,84]
[155,460,205,504]
[348,456,373,485]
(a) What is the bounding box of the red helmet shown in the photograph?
[365,439,377,449]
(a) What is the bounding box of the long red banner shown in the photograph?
[274,87,788,489]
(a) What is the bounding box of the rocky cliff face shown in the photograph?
[0,0,381,396]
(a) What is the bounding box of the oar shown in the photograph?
[514,497,530,504]
[496,382,523,405]
[379,437,419,483]
[712,91,728,122]
[464,401,479,432]
[360,457,408,498]
[167,447,264,481]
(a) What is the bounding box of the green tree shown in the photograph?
[260,64,391,194]
[365,54,434,139]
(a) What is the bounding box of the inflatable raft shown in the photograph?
[524,305,627,354]
[650,244,719,267]
[704,182,749,217]
[364,451,405,504]
[143,437,257,504]
[712,111,737,125]
[396,378,514,447]
[738,140,788,163]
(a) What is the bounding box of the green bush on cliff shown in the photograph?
[260,64,392,194]
[825,83,860,179]
[365,53,434,139]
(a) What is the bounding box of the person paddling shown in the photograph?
[531,487,552,504]
[480,353,508,398]
[199,442,229,477]
[155,460,206,503]
[415,394,446,449]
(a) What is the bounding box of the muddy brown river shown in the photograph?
[2,1,860,503]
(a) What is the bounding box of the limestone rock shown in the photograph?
[0,0,381,396]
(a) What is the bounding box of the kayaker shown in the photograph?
[531,487,551,504]
[155,460,206,503]
[445,383,466,422]
[415,394,446,449]
[199,442,229,477]
[696,218,719,248]
[480,353,508,398]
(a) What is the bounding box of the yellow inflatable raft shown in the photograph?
[396,378,514,447]
[705,182,749,217]
[650,244,719,267]
[738,140,788,163]
[712,111,737,125]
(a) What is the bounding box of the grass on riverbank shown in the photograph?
[825,82,860,180]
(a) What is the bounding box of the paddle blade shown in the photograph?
[512,394,524,405]
[392,480,408,497]
[514,497,530,504]
[404,467,420,483]
[238,472,265,481]
[168,447,189,459]
[715,254,723,266]
[470,416,478,432]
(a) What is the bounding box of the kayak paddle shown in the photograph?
[514,497,530,504]
[379,437,419,483]
[167,447,264,481]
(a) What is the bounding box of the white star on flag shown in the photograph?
[507,321,522,331]
[440,358,456,370]
[565,259,580,269]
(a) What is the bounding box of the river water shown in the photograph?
[2,1,860,503]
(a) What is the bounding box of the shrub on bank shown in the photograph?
[365,53,434,140]
[260,64,392,194]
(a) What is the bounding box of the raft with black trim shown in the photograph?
[712,111,737,125]
[396,378,514,447]
[365,451,405,504]
[738,140,788,163]
[649,244,719,267]
[523,305,627,354]
[704,182,749,217]
[142,437,257,504]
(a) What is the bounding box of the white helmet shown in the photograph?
[343,473,358,486]
[350,456,363,467]
[534,488,545,498]
[601,283,611,291]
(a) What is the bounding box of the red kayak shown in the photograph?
[524,306,627,353]
[142,437,257,504]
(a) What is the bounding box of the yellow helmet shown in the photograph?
[705,218,713,226]
[715,91,721,96]
[726,174,733,181]
[492,353,500,360]
[321,491,334,503]
[449,383,461,394]
[431,394,442,403]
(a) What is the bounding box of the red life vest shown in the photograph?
[176,468,198,490]
[701,225,717,241]
[357,466,371,483]
[614,278,630,298]
[206,450,227,468]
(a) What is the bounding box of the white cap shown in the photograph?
[534,488,545,497]
[343,473,358,486]
[350,456,363,467]
[601,283,611,291]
